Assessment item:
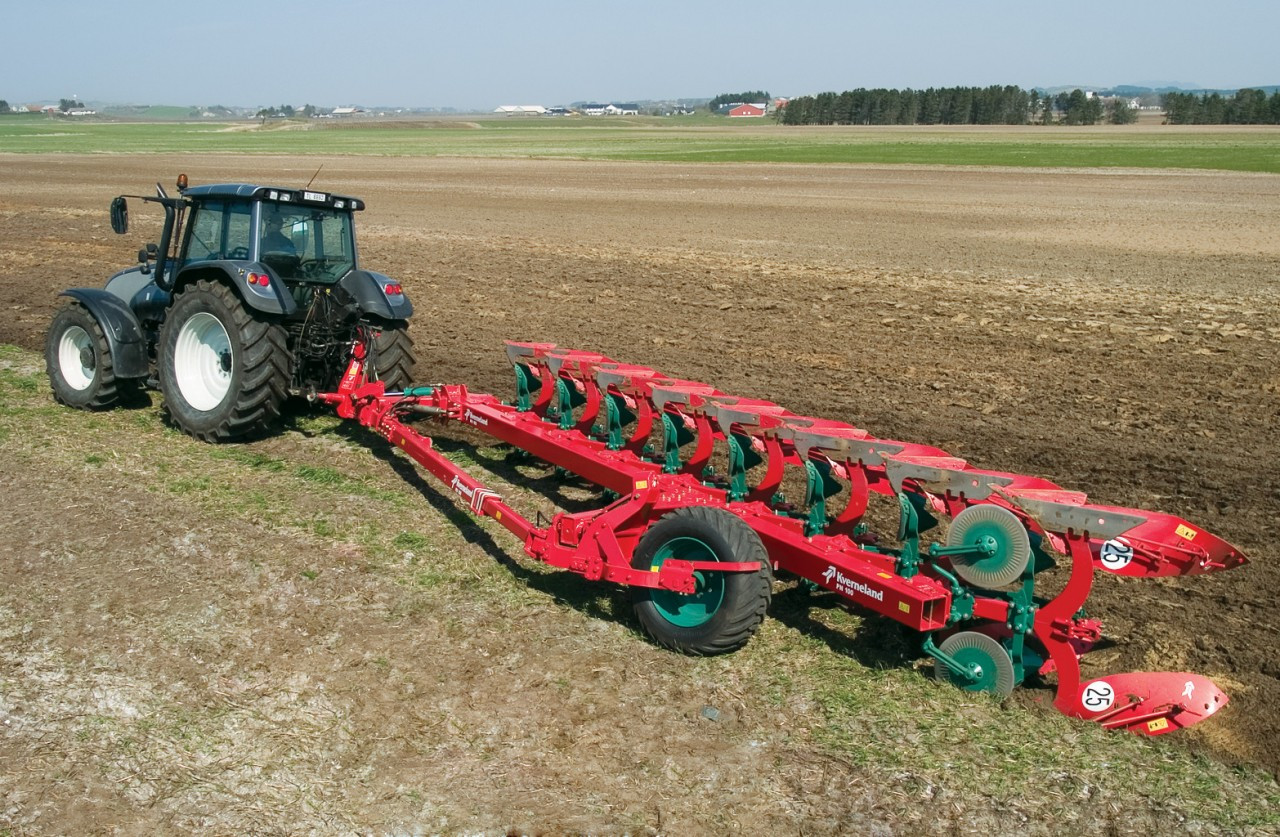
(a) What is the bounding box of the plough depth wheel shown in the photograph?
[945,504,1032,589]
[934,631,1016,698]
[630,506,772,655]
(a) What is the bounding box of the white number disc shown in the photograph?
[1099,538,1134,571]
[1081,679,1116,712]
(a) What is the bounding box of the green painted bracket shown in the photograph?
[922,634,982,686]
[604,392,635,450]
[803,459,843,537]
[726,431,765,503]
[554,378,586,431]
[512,363,539,412]
[661,412,694,474]
[929,562,975,624]
[895,492,922,579]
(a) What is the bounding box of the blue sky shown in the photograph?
[3,1,1275,108]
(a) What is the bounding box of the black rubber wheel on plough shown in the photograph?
[158,280,289,442]
[630,506,772,655]
[45,302,131,410]
[370,322,416,391]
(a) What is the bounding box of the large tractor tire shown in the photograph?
[370,322,416,392]
[630,506,773,655]
[45,301,130,410]
[158,280,289,442]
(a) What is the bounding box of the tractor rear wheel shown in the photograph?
[45,301,127,410]
[158,280,289,442]
[630,506,772,655]
[370,322,416,391]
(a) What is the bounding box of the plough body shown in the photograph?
[320,341,1247,735]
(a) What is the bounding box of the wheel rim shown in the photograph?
[648,536,725,627]
[174,312,233,411]
[57,325,95,390]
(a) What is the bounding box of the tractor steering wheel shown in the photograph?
[227,246,250,260]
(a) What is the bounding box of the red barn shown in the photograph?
[728,103,766,118]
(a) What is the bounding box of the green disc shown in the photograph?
[945,504,1031,589]
[934,631,1016,698]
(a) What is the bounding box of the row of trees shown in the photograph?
[709,90,770,111]
[1162,89,1280,124]
[779,86,1140,126]
[255,104,320,119]
[781,86,1028,125]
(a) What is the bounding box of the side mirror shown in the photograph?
[110,196,129,234]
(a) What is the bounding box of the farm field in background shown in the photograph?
[1,152,1278,832]
[1,114,1278,171]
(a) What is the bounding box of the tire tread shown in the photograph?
[159,280,289,442]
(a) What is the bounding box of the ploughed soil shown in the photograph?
[1,153,1278,831]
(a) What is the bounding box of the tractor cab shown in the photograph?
[179,184,363,284]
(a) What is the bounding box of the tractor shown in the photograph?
[45,174,415,441]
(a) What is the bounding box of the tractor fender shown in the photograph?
[339,270,413,321]
[104,266,170,322]
[58,288,149,379]
[172,262,298,317]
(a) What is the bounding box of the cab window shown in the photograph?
[182,200,253,264]
[257,204,356,283]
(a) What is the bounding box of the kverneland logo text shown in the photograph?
[822,565,884,602]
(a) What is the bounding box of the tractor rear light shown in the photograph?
[248,273,270,286]
[384,283,403,296]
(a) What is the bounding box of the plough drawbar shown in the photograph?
[319,340,1247,736]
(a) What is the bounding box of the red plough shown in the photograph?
[319,340,1246,735]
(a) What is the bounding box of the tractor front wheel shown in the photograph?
[630,506,772,655]
[158,280,289,442]
[45,301,127,410]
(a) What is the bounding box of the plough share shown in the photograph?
[319,340,1247,736]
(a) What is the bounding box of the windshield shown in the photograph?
[257,203,356,283]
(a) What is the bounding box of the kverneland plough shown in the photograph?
[318,340,1248,736]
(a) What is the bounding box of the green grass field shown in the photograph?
[2,114,1278,172]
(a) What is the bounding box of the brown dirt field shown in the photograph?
[2,154,1279,830]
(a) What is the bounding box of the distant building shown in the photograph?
[577,102,640,116]
[494,105,548,115]
[330,107,366,117]
[728,103,766,118]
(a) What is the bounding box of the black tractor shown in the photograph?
[45,174,415,441]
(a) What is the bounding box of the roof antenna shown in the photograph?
[305,164,324,190]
